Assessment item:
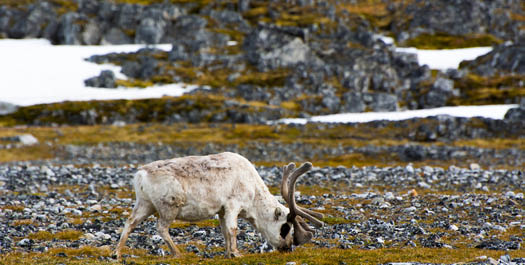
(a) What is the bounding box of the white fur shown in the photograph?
[114,152,293,258]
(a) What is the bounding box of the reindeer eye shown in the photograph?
[280,223,291,238]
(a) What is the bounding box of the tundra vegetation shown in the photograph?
[0,0,524,264]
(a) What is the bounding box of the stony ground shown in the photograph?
[1,162,523,264]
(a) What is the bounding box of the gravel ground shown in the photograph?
[0,163,523,264]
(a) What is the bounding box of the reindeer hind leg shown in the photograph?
[156,211,181,257]
[114,199,155,259]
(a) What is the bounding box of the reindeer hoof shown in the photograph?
[111,251,121,260]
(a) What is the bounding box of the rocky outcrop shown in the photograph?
[3,94,291,126]
[3,0,522,118]
[389,0,524,44]
[460,42,525,76]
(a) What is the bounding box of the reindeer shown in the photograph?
[114,152,324,258]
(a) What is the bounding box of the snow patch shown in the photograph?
[280,105,516,124]
[396,47,492,70]
[0,39,195,106]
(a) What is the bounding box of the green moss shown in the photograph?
[401,33,503,49]
[449,74,525,105]
[322,216,351,225]
[276,10,331,27]
[115,78,154,88]
[26,230,81,241]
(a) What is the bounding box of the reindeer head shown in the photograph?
[264,162,324,251]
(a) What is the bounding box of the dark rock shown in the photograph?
[56,12,83,45]
[101,27,132,45]
[504,106,525,123]
[369,93,398,112]
[341,92,366,113]
[135,7,166,45]
[390,0,523,43]
[115,3,142,33]
[243,26,320,71]
[84,70,117,88]
[238,0,250,12]
[475,239,520,250]
[8,2,57,39]
[419,77,455,108]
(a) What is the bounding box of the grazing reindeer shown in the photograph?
[114,152,323,258]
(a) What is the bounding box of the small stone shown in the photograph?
[83,233,96,240]
[403,206,417,213]
[469,163,481,170]
[449,224,459,231]
[17,238,32,247]
[151,235,163,243]
[408,189,418,197]
[504,191,516,198]
[95,231,111,240]
[417,182,431,189]
[384,192,395,200]
[89,204,102,212]
[286,262,297,265]
[500,254,511,263]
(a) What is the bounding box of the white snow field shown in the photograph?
[0,39,195,106]
[0,39,514,123]
[279,104,517,125]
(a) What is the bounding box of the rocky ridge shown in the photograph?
[2,0,523,118]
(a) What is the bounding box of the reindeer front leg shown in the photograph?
[219,208,242,258]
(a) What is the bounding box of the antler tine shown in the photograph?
[281,163,296,206]
[288,162,324,227]
[283,164,324,219]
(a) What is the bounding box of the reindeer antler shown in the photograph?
[281,162,324,245]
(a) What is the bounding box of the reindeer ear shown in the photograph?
[274,207,283,221]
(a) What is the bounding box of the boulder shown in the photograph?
[341,92,366,113]
[101,28,132,45]
[82,21,102,45]
[135,7,166,45]
[84,70,117,88]
[243,26,320,71]
[420,77,455,108]
[56,12,83,45]
[8,2,57,39]
[504,98,525,122]
[368,93,398,112]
